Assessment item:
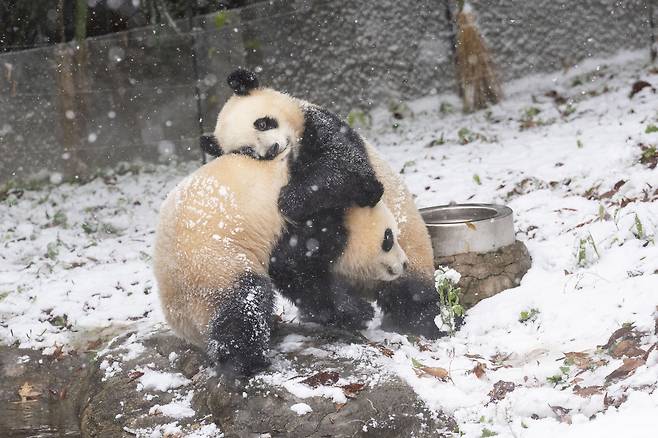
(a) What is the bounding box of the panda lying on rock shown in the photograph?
[154,69,443,375]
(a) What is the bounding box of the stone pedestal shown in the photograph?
[434,240,531,308]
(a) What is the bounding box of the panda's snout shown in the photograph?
[264,143,280,160]
[385,259,407,278]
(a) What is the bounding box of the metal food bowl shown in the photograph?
[420,204,515,257]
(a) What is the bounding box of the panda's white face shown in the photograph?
[337,202,409,283]
[214,88,304,160]
[377,225,408,281]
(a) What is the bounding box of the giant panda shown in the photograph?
[153,152,408,375]
[202,69,440,337]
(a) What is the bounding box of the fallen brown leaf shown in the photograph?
[610,340,646,358]
[487,381,515,403]
[127,370,145,382]
[600,324,638,349]
[643,342,657,361]
[605,358,645,382]
[341,382,366,399]
[335,403,346,411]
[490,352,512,366]
[18,382,41,403]
[545,90,567,105]
[550,405,572,424]
[85,339,103,352]
[301,371,339,388]
[563,351,591,369]
[599,180,626,199]
[341,382,365,393]
[419,366,450,381]
[50,344,65,361]
[604,392,628,409]
[573,385,603,397]
[619,197,637,208]
[629,80,655,98]
[562,351,607,372]
[472,362,487,379]
[370,343,394,358]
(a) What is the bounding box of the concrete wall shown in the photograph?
[471,0,652,81]
[0,0,654,184]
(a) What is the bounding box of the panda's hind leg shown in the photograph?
[207,272,275,376]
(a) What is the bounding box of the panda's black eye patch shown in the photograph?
[382,228,394,252]
[254,117,278,131]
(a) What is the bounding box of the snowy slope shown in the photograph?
[1,50,657,437]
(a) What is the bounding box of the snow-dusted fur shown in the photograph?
[154,153,407,374]
[209,74,439,336]
[154,154,288,374]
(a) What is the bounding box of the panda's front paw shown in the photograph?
[380,307,442,339]
[296,293,373,331]
[278,186,301,221]
[376,274,445,339]
[355,178,384,208]
[331,293,374,330]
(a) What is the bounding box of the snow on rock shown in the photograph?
[283,379,347,404]
[290,402,313,415]
[136,368,191,392]
[149,391,195,419]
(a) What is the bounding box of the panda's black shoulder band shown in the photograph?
[227,68,259,96]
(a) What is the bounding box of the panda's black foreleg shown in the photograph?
[207,272,275,376]
[324,275,374,330]
[278,159,383,221]
[376,274,445,339]
[277,273,374,331]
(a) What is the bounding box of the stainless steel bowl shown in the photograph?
[420,204,515,257]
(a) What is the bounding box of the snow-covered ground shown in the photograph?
[1,50,657,437]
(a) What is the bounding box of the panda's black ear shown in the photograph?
[200,133,223,157]
[227,68,259,96]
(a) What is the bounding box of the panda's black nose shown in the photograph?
[264,143,279,160]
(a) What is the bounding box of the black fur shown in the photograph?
[269,214,373,330]
[277,106,384,222]
[227,68,259,96]
[375,274,445,339]
[207,272,275,376]
[270,106,386,329]
[200,133,223,157]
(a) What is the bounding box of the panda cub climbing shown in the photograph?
[153,152,407,375]
[202,69,440,337]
